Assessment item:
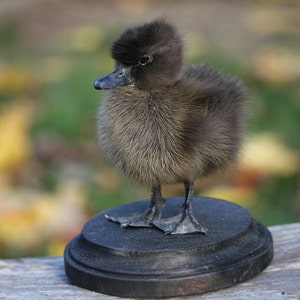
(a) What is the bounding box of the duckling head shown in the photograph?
[94,19,183,91]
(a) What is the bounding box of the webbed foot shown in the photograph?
[152,210,208,234]
[106,185,165,229]
[105,209,154,228]
[105,181,208,235]
[155,180,208,234]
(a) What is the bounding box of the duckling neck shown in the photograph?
[128,85,176,111]
[102,87,172,129]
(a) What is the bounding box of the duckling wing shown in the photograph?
[183,64,246,113]
[178,64,247,176]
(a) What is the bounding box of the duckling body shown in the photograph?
[98,66,243,186]
[95,20,246,234]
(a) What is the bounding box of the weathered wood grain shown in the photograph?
[0,223,299,300]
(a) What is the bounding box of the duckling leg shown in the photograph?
[105,185,165,228]
[153,181,208,234]
[172,181,208,234]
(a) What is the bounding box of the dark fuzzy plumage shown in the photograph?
[95,19,247,233]
[111,19,183,90]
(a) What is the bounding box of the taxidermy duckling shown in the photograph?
[94,19,246,234]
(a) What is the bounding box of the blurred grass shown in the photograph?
[249,83,300,148]
[251,175,299,225]
[0,1,299,258]
[31,61,100,140]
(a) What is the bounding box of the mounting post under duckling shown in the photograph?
[64,19,273,298]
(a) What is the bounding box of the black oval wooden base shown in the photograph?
[64,197,273,298]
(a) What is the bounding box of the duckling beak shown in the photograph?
[94,65,133,90]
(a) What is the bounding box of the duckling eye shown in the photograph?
[138,55,153,66]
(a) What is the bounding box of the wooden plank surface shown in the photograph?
[0,223,299,300]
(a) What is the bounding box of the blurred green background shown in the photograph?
[0,0,299,258]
